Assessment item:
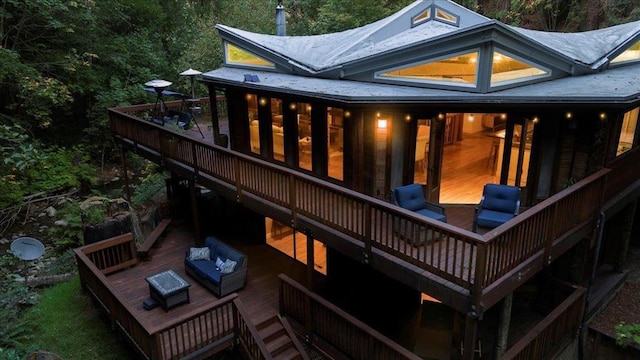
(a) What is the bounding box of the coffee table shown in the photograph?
[146,269,191,312]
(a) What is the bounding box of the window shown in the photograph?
[434,7,458,25]
[378,50,479,87]
[295,103,312,171]
[327,108,344,181]
[271,98,284,161]
[490,50,549,87]
[617,107,639,156]
[247,94,260,154]
[225,43,274,68]
[611,40,640,65]
[412,9,431,26]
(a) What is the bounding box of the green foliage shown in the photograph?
[24,276,137,360]
[132,169,168,205]
[616,322,640,347]
[0,274,38,356]
[0,123,96,209]
[48,200,109,248]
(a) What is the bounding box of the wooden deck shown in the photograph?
[107,225,320,327]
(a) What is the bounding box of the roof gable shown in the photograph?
[215,0,640,93]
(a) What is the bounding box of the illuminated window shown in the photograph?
[378,50,479,86]
[412,9,431,26]
[247,94,260,155]
[611,40,640,65]
[225,43,274,68]
[617,107,639,156]
[490,50,549,86]
[435,7,458,25]
[327,108,344,181]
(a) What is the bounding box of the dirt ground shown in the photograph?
[589,247,640,338]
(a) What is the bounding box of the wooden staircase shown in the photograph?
[255,315,310,360]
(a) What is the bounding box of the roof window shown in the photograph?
[224,42,275,69]
[412,9,431,26]
[377,50,479,87]
[490,49,549,87]
[411,5,459,27]
[611,40,640,65]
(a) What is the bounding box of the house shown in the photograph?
[103,0,640,359]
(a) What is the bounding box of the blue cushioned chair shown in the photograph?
[473,184,521,232]
[393,184,446,246]
[393,184,447,223]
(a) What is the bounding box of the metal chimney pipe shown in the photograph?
[276,0,286,36]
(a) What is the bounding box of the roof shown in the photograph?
[202,63,640,107]
[212,0,640,94]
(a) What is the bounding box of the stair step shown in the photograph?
[274,346,301,360]
[267,334,294,356]
[256,315,280,331]
[259,322,286,343]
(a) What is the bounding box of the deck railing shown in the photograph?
[109,104,610,299]
[233,298,274,360]
[501,287,587,360]
[279,274,422,360]
[75,235,263,360]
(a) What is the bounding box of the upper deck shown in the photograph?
[107,96,639,318]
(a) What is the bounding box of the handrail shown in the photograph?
[233,298,274,360]
[109,103,611,297]
[279,274,422,360]
[501,287,587,360]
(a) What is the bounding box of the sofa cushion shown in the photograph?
[188,247,210,261]
[415,208,447,222]
[220,259,237,274]
[185,257,218,278]
[393,184,426,212]
[477,209,515,229]
[205,270,222,286]
[215,257,224,269]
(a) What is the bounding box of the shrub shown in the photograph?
[616,322,640,347]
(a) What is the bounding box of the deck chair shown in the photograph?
[393,184,447,246]
[473,184,521,232]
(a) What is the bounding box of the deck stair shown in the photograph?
[255,315,310,360]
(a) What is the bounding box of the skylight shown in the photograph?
[412,9,431,26]
[434,7,459,25]
[224,43,275,69]
[611,40,640,65]
[411,5,459,27]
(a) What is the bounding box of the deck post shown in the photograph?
[493,292,513,359]
[120,146,132,205]
[209,88,221,145]
[306,230,314,292]
[463,312,479,360]
[189,178,202,245]
[615,199,636,272]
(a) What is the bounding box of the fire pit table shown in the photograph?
[145,269,191,312]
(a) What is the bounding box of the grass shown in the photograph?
[24,276,137,360]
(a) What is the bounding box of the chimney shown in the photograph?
[276,0,286,36]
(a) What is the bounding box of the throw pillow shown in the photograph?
[215,257,225,269]
[188,247,210,261]
[220,259,237,274]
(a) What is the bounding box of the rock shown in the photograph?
[0,238,9,245]
[38,212,46,217]
[111,176,120,182]
[45,206,57,217]
[54,220,68,227]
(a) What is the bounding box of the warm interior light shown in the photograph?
[344,110,351,118]
[532,116,539,124]
[599,112,607,120]
[307,105,312,111]
[468,114,475,122]
[405,114,411,122]
[500,113,507,120]
[565,111,573,119]
[437,113,445,120]
[376,112,381,118]
[246,94,254,101]
[377,119,388,129]
[259,97,267,106]
[289,103,297,111]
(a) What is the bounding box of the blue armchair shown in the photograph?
[393,184,447,223]
[393,184,446,246]
[473,184,521,232]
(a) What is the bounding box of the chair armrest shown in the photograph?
[425,202,445,215]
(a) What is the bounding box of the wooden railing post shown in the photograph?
[234,157,242,203]
[363,203,371,264]
[192,141,199,178]
[290,174,297,228]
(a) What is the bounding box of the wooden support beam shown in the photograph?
[493,292,513,359]
[615,199,637,272]
[463,313,479,360]
[306,230,314,292]
[189,179,202,245]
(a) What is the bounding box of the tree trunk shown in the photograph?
[586,0,601,30]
